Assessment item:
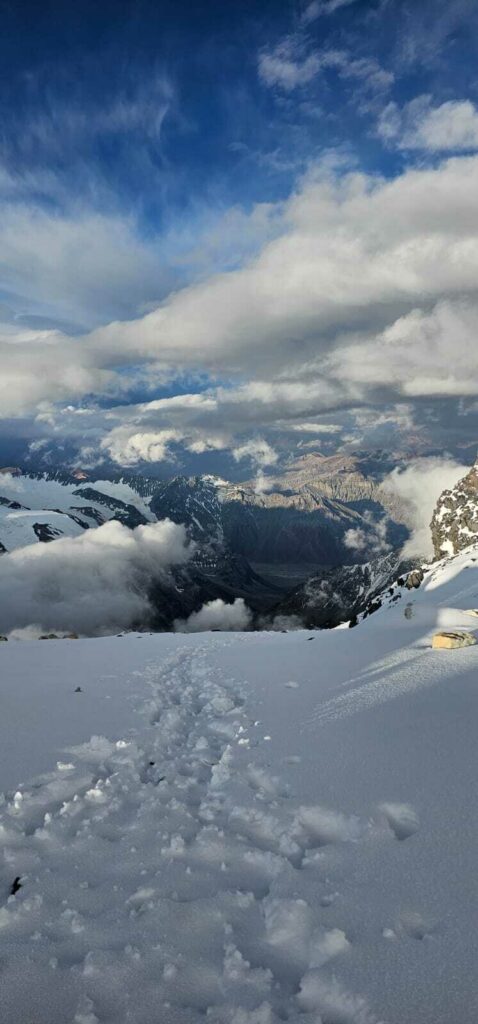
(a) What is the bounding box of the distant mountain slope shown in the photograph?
[0,469,154,552]
[150,453,410,567]
[271,551,417,629]
[0,457,412,632]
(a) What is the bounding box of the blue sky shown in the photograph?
[1,0,478,477]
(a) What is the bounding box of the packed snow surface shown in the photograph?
[1,548,478,1022]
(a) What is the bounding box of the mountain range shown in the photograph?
[2,451,474,632]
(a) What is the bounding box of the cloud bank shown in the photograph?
[0,519,193,637]
[383,457,468,557]
[3,155,478,465]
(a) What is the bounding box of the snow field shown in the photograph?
[1,547,478,1021]
[0,639,391,1023]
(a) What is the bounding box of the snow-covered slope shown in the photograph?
[271,551,416,628]
[0,471,154,551]
[1,547,478,1023]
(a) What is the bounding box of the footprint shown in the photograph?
[297,972,373,1022]
[246,765,289,799]
[399,910,434,941]
[379,802,419,841]
[294,805,363,848]
[320,891,339,908]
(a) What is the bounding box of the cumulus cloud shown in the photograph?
[4,155,478,465]
[174,598,252,633]
[232,439,278,468]
[378,97,478,152]
[344,527,367,552]
[101,428,183,466]
[88,156,478,390]
[383,457,468,557]
[0,519,193,637]
[344,515,391,557]
[232,439,278,494]
[100,419,230,467]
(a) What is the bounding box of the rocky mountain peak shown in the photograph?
[431,460,478,559]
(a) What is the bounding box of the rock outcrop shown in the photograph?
[432,631,477,650]
[405,568,424,589]
[431,462,478,559]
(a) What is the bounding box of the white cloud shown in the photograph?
[289,422,342,433]
[378,97,478,152]
[4,155,478,462]
[174,597,252,632]
[258,39,321,91]
[0,204,174,329]
[0,519,193,637]
[99,416,231,467]
[344,516,390,556]
[0,324,114,417]
[383,457,468,558]
[258,38,391,94]
[232,438,278,493]
[344,527,367,552]
[232,439,278,468]
[302,0,360,21]
[88,156,478,391]
[100,428,183,466]
[327,301,478,399]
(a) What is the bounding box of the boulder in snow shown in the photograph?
[432,630,476,650]
[406,568,424,590]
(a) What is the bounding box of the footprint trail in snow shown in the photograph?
[0,640,420,1024]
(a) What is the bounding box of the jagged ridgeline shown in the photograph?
[431,461,478,558]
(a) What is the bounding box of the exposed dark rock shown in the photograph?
[33,522,63,542]
[431,463,478,559]
[72,487,149,529]
[406,568,424,590]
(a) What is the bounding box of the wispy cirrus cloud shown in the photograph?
[0,69,174,167]
[302,0,361,22]
[258,36,392,95]
[258,37,322,91]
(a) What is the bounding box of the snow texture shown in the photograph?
[1,547,478,1021]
